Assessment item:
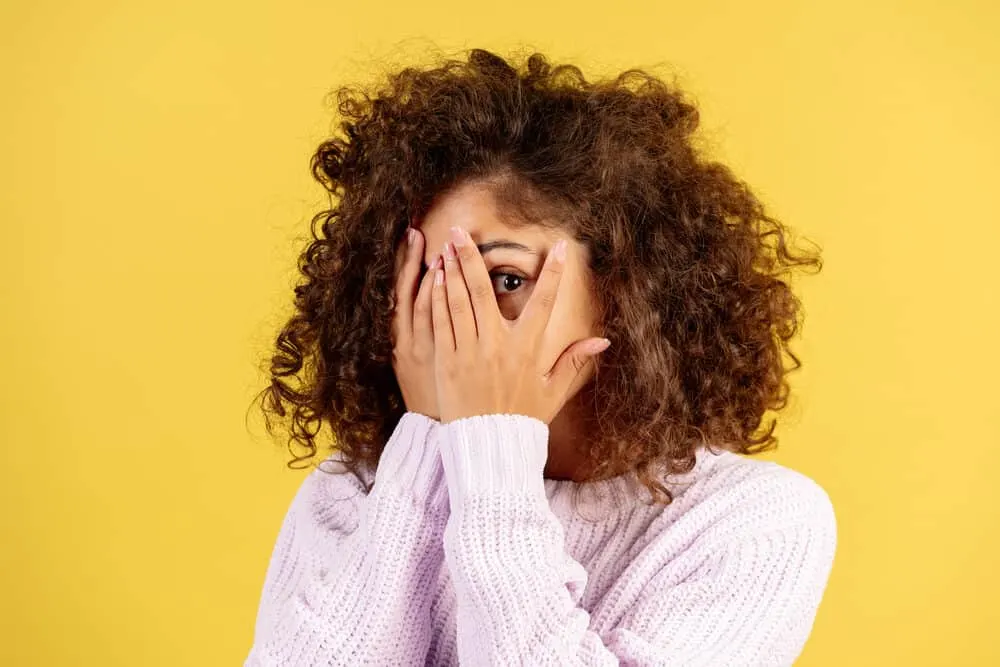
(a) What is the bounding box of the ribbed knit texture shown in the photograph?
[245,412,837,666]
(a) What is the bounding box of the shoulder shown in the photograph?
[671,449,838,554]
[280,450,375,534]
[628,453,838,664]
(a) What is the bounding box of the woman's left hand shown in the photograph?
[430,226,611,425]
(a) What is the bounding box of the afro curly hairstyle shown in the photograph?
[250,47,823,508]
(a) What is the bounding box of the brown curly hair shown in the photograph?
[249,47,823,507]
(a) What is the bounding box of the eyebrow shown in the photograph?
[424,239,537,268]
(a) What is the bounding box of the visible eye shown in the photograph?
[490,271,528,296]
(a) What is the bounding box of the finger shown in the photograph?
[393,227,425,343]
[545,337,611,397]
[431,263,456,356]
[442,239,477,350]
[518,238,568,345]
[413,254,440,355]
[450,226,500,342]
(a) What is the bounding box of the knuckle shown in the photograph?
[471,281,493,302]
[448,298,467,316]
[457,245,476,262]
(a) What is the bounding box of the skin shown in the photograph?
[394,179,607,481]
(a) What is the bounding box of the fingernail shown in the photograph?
[593,338,611,353]
[434,268,444,285]
[450,226,467,248]
[407,227,416,246]
[553,239,567,263]
[443,241,456,261]
[431,255,442,270]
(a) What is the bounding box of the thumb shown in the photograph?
[545,336,611,393]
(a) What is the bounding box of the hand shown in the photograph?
[430,226,611,425]
[391,226,442,420]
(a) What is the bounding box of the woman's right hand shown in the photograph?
[391,225,442,420]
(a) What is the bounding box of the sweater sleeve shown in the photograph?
[436,413,837,666]
[245,412,450,667]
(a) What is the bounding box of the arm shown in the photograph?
[437,413,837,666]
[245,412,450,667]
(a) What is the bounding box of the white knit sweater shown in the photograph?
[245,412,837,666]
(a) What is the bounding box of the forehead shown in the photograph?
[418,180,552,242]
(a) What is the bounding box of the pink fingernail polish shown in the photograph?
[450,226,467,247]
[553,239,567,263]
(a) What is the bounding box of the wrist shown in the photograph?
[437,413,549,512]
[374,412,449,512]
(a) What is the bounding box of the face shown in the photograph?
[414,179,603,400]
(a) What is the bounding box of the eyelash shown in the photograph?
[490,271,529,296]
[418,267,529,297]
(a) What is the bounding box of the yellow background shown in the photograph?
[2,0,997,664]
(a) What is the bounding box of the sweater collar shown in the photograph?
[542,445,727,517]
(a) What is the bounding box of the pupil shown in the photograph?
[504,275,521,291]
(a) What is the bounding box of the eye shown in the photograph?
[490,271,527,296]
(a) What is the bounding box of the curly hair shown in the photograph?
[249,47,823,508]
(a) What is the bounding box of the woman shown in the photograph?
[245,48,835,666]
